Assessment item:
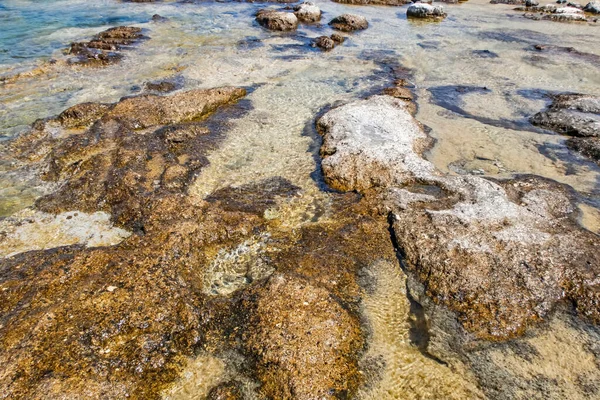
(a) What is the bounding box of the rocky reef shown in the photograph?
[0,87,400,399]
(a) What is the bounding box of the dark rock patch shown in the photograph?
[68,26,146,67]
[472,49,499,58]
[329,14,369,32]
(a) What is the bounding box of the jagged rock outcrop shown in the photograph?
[317,95,600,340]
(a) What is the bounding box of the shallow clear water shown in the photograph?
[0,0,158,66]
[1,0,600,397]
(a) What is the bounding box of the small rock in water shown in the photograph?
[293,2,321,22]
[331,33,346,44]
[329,14,369,31]
[313,36,336,51]
[407,3,448,20]
[525,0,539,6]
[472,49,499,58]
[151,14,168,22]
[256,9,298,31]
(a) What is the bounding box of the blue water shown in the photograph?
[0,0,156,65]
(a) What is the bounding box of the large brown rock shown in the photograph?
[0,88,265,399]
[318,95,600,340]
[1,87,399,399]
[239,273,364,399]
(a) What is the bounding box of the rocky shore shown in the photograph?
[1,0,600,399]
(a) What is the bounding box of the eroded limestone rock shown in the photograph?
[317,94,600,340]
[407,3,448,20]
[256,9,299,31]
[329,14,369,32]
[293,2,321,22]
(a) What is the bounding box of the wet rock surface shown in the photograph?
[0,84,402,399]
[313,34,345,51]
[585,1,600,13]
[531,93,600,164]
[68,26,145,67]
[239,273,364,399]
[407,3,448,20]
[0,87,253,399]
[522,5,592,21]
[256,9,299,31]
[293,1,321,22]
[329,14,369,32]
[318,94,600,340]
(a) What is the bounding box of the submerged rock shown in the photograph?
[1,83,402,399]
[407,3,448,20]
[256,9,298,31]
[567,137,600,164]
[329,14,369,32]
[143,80,178,93]
[293,1,321,22]
[0,88,256,399]
[317,95,600,340]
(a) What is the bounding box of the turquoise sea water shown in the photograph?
[0,0,156,65]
